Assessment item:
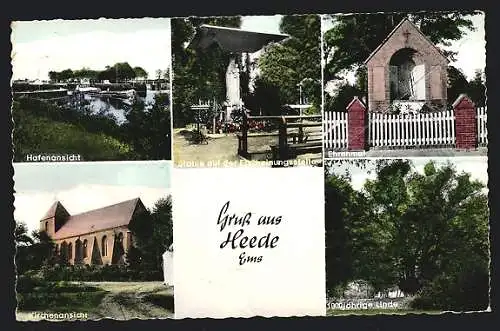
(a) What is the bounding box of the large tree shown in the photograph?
[122,92,171,159]
[133,66,148,79]
[127,196,173,272]
[255,15,321,113]
[15,222,57,274]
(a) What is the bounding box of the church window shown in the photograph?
[83,239,88,258]
[102,236,108,256]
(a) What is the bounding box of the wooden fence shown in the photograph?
[323,106,488,150]
[369,110,455,148]
[323,111,348,150]
[238,114,322,160]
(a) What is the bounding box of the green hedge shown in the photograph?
[37,264,163,282]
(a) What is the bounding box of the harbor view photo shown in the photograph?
[11,18,172,162]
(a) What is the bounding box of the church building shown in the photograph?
[364,18,449,112]
[39,198,150,265]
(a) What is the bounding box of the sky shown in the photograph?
[11,18,171,81]
[326,157,488,191]
[13,161,171,234]
[322,12,486,82]
[241,15,282,34]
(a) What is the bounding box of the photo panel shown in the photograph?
[324,157,490,315]
[11,18,172,162]
[171,14,322,168]
[13,161,173,321]
[321,11,486,159]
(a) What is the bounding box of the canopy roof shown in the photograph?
[188,24,289,53]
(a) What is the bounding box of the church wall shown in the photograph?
[54,226,130,265]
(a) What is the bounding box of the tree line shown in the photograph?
[325,159,489,311]
[48,63,167,83]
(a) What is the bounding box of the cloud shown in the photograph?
[14,184,170,234]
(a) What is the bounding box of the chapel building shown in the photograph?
[39,198,149,265]
[364,18,449,112]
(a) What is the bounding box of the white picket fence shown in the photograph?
[369,110,456,148]
[477,106,488,146]
[323,107,488,150]
[323,110,348,150]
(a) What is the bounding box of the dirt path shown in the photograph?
[88,282,174,320]
[173,128,241,166]
[16,281,174,321]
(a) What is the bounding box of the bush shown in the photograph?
[410,268,489,311]
[37,264,163,282]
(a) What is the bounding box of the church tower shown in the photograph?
[39,201,70,237]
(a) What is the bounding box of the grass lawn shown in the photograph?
[17,281,108,315]
[327,308,444,316]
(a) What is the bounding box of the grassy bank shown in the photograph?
[13,114,133,161]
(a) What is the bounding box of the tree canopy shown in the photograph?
[255,15,321,113]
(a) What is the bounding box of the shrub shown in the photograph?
[410,268,489,311]
[37,264,163,282]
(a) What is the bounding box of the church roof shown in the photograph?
[364,17,449,65]
[41,201,69,221]
[188,24,289,53]
[51,198,144,240]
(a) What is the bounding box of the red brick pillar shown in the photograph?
[347,96,367,151]
[453,94,477,150]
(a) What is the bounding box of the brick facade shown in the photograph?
[365,19,449,112]
[347,97,367,151]
[453,94,477,150]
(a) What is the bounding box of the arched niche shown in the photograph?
[389,48,426,101]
